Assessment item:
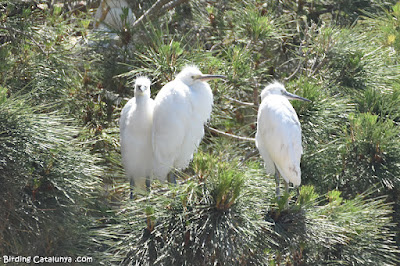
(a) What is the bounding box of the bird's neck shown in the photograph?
[135,95,150,104]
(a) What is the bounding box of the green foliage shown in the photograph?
[97,152,277,265]
[194,152,245,210]
[266,186,399,265]
[2,0,400,263]
[360,1,400,52]
[356,86,400,122]
[135,34,186,82]
[302,189,399,265]
[0,94,103,255]
[297,185,319,207]
[98,156,399,265]
[338,112,400,193]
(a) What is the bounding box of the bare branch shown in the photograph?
[132,0,189,29]
[239,148,259,166]
[206,126,256,142]
[161,0,189,12]
[224,96,256,107]
[253,77,259,106]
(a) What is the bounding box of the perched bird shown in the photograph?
[95,0,135,30]
[120,76,154,197]
[255,81,310,197]
[152,66,225,182]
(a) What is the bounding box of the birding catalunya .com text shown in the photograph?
[2,255,93,264]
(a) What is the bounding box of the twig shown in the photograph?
[284,59,302,81]
[224,96,256,107]
[206,126,255,142]
[310,54,327,77]
[284,43,303,81]
[0,26,47,55]
[132,0,189,29]
[162,0,189,11]
[239,148,259,166]
[253,76,259,106]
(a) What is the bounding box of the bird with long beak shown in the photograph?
[255,81,310,199]
[152,66,225,183]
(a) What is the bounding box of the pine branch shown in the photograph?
[0,26,47,55]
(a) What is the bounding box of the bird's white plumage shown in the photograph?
[152,66,214,181]
[120,76,154,189]
[256,82,303,187]
[95,0,135,30]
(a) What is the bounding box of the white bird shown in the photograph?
[152,66,225,182]
[95,0,135,30]
[120,76,154,197]
[255,81,310,197]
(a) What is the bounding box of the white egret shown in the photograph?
[120,76,154,197]
[255,81,310,197]
[95,0,135,30]
[152,66,225,182]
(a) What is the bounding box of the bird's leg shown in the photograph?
[284,180,289,209]
[274,165,280,199]
[145,177,151,191]
[168,171,177,184]
[284,180,289,195]
[130,178,135,200]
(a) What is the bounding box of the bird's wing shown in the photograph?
[255,122,276,175]
[152,81,191,179]
[171,82,213,169]
[257,97,303,186]
[119,98,135,144]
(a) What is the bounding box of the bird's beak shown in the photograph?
[283,91,311,102]
[195,74,226,81]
